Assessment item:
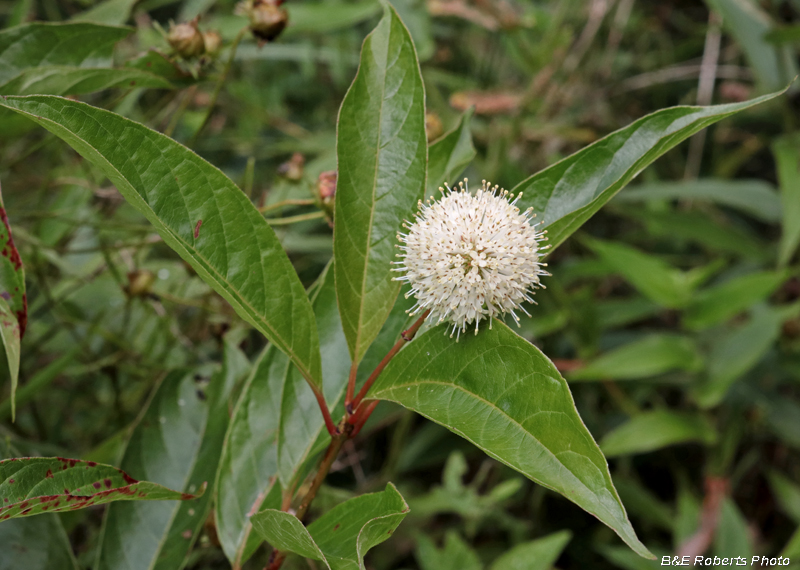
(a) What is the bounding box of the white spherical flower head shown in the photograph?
[394,179,549,339]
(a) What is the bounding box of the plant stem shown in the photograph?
[258,199,315,213]
[349,310,430,412]
[345,361,358,411]
[267,424,352,570]
[312,387,338,437]
[264,211,325,225]
[188,27,246,147]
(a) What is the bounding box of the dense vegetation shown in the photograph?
[0,1,799,569]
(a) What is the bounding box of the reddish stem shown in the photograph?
[351,400,379,437]
[312,387,338,436]
[345,361,358,410]
[349,310,430,413]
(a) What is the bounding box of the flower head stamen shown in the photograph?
[394,179,549,338]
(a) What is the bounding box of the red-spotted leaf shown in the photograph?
[0,182,25,421]
[0,457,203,521]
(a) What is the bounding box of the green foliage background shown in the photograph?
[1,0,800,569]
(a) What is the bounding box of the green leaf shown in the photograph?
[0,509,79,569]
[612,477,674,532]
[0,442,78,570]
[489,530,572,570]
[615,179,782,224]
[426,109,476,196]
[684,271,787,330]
[215,266,413,565]
[705,0,797,91]
[693,305,796,408]
[713,498,752,563]
[782,526,800,559]
[585,238,717,309]
[570,334,703,382]
[773,135,800,267]
[0,185,25,423]
[334,3,427,364]
[0,457,202,522]
[0,66,171,96]
[214,345,285,566]
[416,531,482,570]
[71,0,138,25]
[512,90,787,250]
[599,411,717,457]
[599,546,662,570]
[0,23,131,88]
[251,482,409,570]
[96,343,249,570]
[0,298,20,422]
[370,322,653,558]
[0,95,322,386]
[767,470,800,524]
[285,1,381,34]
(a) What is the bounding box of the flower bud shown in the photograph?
[127,270,156,297]
[202,30,222,56]
[277,152,304,181]
[316,170,336,225]
[168,21,205,58]
[248,0,288,44]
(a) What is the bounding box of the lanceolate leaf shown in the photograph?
[370,323,653,558]
[0,182,24,421]
[0,457,202,522]
[216,266,414,566]
[0,96,322,386]
[0,22,131,87]
[488,530,572,570]
[0,444,78,570]
[334,4,427,364]
[96,342,249,570]
[0,66,171,96]
[512,89,786,251]
[599,411,717,457]
[426,109,476,196]
[251,483,409,570]
[773,134,800,267]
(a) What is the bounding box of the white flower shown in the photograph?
[394,179,549,339]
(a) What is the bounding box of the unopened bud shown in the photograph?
[277,153,305,181]
[425,112,443,142]
[168,21,205,58]
[316,170,336,225]
[127,270,156,297]
[248,0,288,44]
[202,30,222,56]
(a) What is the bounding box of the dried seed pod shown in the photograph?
[202,30,222,56]
[168,20,205,58]
[248,0,288,44]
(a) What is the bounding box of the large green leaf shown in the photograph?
[0,22,130,87]
[0,298,20,423]
[370,322,653,558]
[0,66,171,96]
[773,135,800,267]
[215,266,413,566]
[334,3,427,364]
[251,483,409,570]
[599,411,717,457]
[0,95,322,386]
[512,90,786,250]
[426,109,476,196]
[0,457,201,521]
[569,334,703,382]
[95,341,249,570]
